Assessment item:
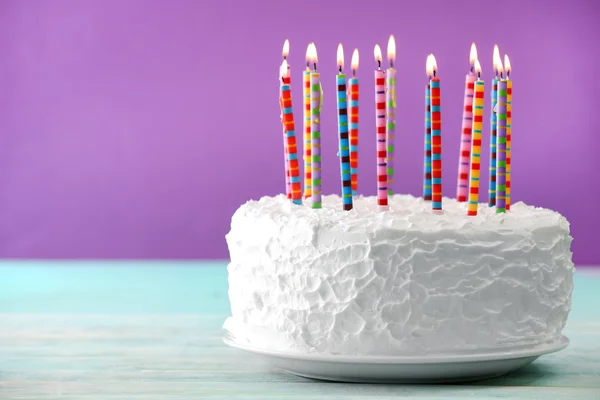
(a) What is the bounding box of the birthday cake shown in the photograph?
[224,194,574,356]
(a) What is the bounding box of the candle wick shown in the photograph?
[313,62,317,72]
[478,71,481,79]
[390,60,394,68]
[433,70,436,78]
[283,56,287,60]
[339,65,342,74]
[500,71,504,79]
[377,60,381,70]
[507,71,510,79]
[353,69,356,77]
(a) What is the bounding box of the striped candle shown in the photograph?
[386,35,397,197]
[489,45,501,207]
[496,79,508,213]
[336,44,352,210]
[281,102,291,199]
[430,77,442,211]
[349,50,360,197]
[423,83,432,200]
[457,43,478,202]
[457,74,475,202]
[280,60,302,205]
[303,69,312,200]
[427,54,442,212]
[309,45,322,209]
[281,40,292,200]
[374,45,388,211]
[467,68,484,216]
[488,77,498,207]
[505,55,513,211]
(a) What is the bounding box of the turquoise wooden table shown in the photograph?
[1,261,599,399]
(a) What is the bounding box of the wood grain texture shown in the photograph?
[1,262,599,399]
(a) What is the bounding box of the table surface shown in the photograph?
[0,261,599,399]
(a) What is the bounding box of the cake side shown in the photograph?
[225,194,574,356]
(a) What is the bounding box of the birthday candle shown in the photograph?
[279,60,302,205]
[349,49,360,197]
[281,40,291,199]
[336,44,352,210]
[374,45,388,211]
[303,45,312,200]
[496,75,508,213]
[457,43,478,202]
[386,35,397,197]
[309,44,322,209]
[504,55,513,211]
[424,80,432,200]
[489,45,501,207]
[428,54,443,212]
[467,60,484,216]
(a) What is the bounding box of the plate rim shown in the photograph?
[223,333,569,365]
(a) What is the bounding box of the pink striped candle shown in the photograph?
[457,43,478,202]
[374,45,388,211]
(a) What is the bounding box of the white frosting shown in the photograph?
[224,194,574,356]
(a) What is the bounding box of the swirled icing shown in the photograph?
[224,194,574,355]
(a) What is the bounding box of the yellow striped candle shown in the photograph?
[468,60,484,216]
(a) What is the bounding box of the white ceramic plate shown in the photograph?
[223,333,569,383]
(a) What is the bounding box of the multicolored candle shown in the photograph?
[386,35,397,197]
[374,45,388,211]
[496,62,508,213]
[424,77,431,200]
[504,55,513,211]
[280,60,302,205]
[349,49,360,197]
[489,45,501,207]
[281,40,291,199]
[309,44,322,209]
[467,60,484,216]
[303,44,312,199]
[336,44,352,210]
[457,43,478,202]
[427,54,443,212]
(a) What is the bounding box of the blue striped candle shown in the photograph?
[337,71,352,210]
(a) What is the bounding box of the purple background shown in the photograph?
[0,0,598,264]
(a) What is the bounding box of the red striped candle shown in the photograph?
[281,41,291,199]
[280,60,302,205]
[428,54,442,212]
[457,43,478,202]
[374,45,388,211]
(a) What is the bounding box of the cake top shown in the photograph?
[233,194,569,234]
